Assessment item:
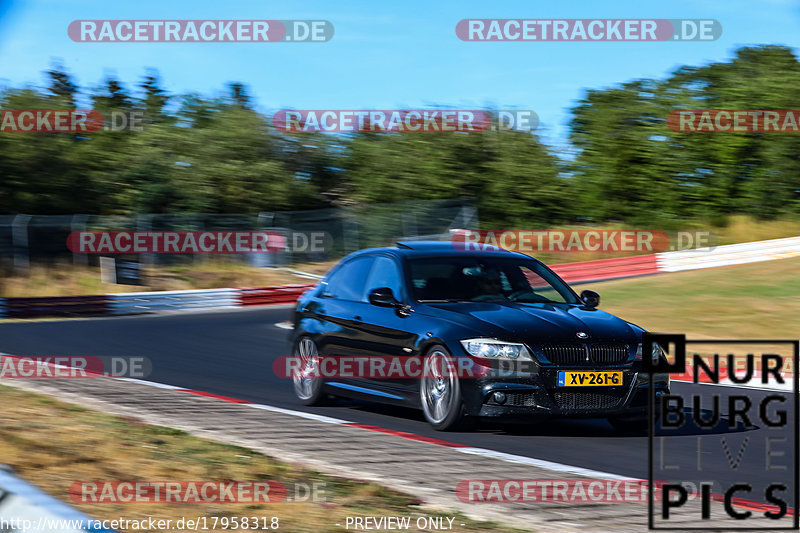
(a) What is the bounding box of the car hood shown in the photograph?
[424,301,641,344]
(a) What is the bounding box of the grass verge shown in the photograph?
[0,261,333,297]
[587,256,800,339]
[0,385,526,533]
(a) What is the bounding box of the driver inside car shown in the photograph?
[471,269,507,301]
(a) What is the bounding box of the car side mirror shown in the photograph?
[580,290,600,309]
[368,287,399,308]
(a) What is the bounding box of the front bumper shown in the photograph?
[459,362,670,419]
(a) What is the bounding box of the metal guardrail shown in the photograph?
[1,236,799,319]
[550,235,800,284]
[239,284,315,306]
[657,235,800,272]
[0,286,313,319]
[108,289,240,315]
[1,295,109,318]
[551,255,659,284]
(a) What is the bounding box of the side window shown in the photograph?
[499,270,512,292]
[322,256,374,301]
[363,256,403,302]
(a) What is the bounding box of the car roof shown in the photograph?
[345,240,533,260]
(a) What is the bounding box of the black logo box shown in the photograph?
[643,334,799,531]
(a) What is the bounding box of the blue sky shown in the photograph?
[1,0,799,151]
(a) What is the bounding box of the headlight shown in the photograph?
[635,342,665,363]
[460,338,532,360]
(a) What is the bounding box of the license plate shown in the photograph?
[558,371,622,387]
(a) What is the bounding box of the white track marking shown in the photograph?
[246,403,352,425]
[672,377,793,392]
[115,378,187,390]
[457,448,637,480]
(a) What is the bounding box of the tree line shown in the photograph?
[1,45,799,228]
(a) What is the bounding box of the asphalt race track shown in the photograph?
[0,306,795,510]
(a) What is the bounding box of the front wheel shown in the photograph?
[292,337,327,406]
[420,345,472,431]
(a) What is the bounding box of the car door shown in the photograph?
[349,254,423,394]
[313,255,374,365]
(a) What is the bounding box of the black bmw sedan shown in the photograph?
[290,241,670,431]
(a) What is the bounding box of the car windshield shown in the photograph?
[408,256,580,304]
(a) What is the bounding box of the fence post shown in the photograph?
[342,210,360,253]
[256,212,277,266]
[11,214,32,273]
[71,214,89,266]
[137,213,154,268]
[402,211,418,240]
[458,205,479,230]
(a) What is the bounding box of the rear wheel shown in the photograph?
[420,345,472,431]
[292,337,327,406]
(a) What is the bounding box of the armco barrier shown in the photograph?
[240,284,315,305]
[657,235,800,272]
[108,289,240,315]
[2,295,108,318]
[2,236,799,319]
[550,254,659,284]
